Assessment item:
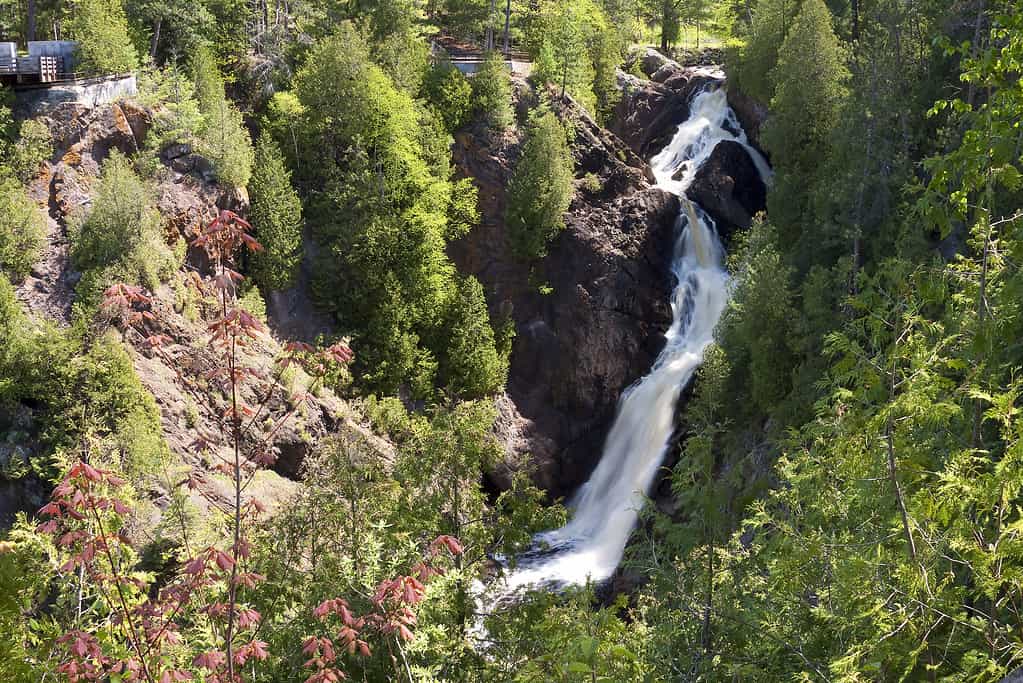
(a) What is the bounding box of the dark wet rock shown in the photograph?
[451,82,678,499]
[685,139,767,241]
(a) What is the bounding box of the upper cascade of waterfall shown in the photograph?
[651,85,772,198]
[475,79,771,611]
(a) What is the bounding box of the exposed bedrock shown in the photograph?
[452,84,678,499]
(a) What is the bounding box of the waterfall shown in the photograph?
[475,82,772,616]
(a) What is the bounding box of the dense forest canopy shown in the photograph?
[0,0,1022,680]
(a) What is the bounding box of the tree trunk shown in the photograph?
[971,181,993,448]
[966,0,987,107]
[485,0,497,50]
[503,0,511,53]
[26,0,37,42]
[661,0,671,51]
[887,312,918,564]
[561,55,568,100]
[150,17,162,59]
[701,540,714,659]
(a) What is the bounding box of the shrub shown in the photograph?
[0,278,168,478]
[505,110,575,259]
[0,180,46,280]
[249,132,302,291]
[0,93,52,181]
[69,151,176,302]
[471,51,514,130]
[10,119,52,183]
[237,282,268,321]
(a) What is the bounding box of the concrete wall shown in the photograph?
[13,73,137,117]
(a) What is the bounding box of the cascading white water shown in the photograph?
[475,81,771,614]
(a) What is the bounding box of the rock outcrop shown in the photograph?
[685,139,767,240]
[726,85,769,149]
[452,83,678,498]
[610,50,720,158]
[10,101,391,523]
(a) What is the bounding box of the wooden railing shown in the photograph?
[0,55,65,82]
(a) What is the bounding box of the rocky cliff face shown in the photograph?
[451,84,679,499]
[8,100,389,526]
[454,56,771,501]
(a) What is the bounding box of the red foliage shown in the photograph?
[301,535,462,680]
[45,210,360,683]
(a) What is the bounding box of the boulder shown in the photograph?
[685,139,767,241]
[638,48,676,78]
[161,142,193,161]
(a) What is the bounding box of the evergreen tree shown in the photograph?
[528,0,617,116]
[440,275,509,398]
[471,50,514,130]
[440,0,498,42]
[71,0,138,74]
[248,132,302,291]
[734,0,801,104]
[370,0,431,94]
[505,109,574,260]
[422,59,474,132]
[718,219,797,414]
[125,0,212,62]
[761,0,847,262]
[191,46,254,188]
[69,151,177,299]
[296,24,498,396]
[191,44,224,114]
[533,0,588,102]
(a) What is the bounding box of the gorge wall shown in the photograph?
[450,85,679,499]
[452,57,769,500]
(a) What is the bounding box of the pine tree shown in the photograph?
[734,0,801,104]
[534,0,588,102]
[422,59,474,132]
[471,50,514,130]
[191,46,254,189]
[71,0,138,74]
[505,109,574,259]
[719,219,797,414]
[440,275,509,398]
[249,132,302,291]
[529,0,616,115]
[191,45,223,115]
[761,0,847,260]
